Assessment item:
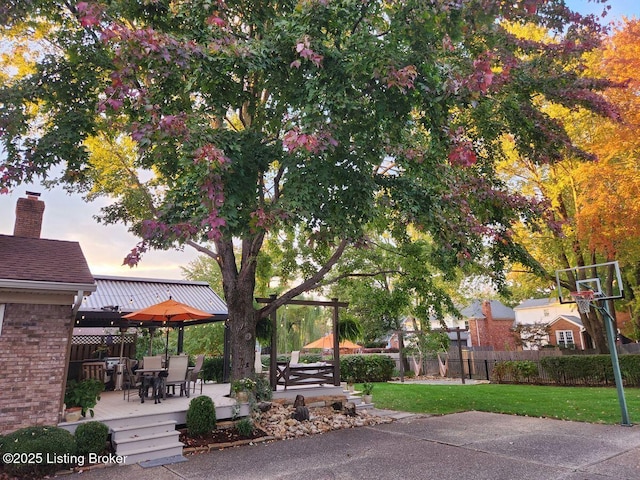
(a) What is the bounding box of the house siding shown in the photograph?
[0,302,73,434]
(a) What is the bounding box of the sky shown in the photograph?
[1,0,639,281]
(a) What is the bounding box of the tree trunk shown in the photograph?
[216,234,264,381]
[582,311,608,353]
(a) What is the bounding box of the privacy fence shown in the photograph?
[425,347,640,387]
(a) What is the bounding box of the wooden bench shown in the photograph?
[276,361,335,389]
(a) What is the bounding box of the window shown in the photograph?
[556,330,575,348]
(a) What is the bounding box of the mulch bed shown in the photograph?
[179,424,270,449]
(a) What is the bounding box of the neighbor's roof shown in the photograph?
[0,234,94,287]
[459,300,515,320]
[515,298,558,310]
[77,275,228,327]
[548,315,584,328]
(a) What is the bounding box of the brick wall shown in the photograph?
[13,195,45,238]
[0,303,73,434]
[548,318,582,349]
[467,301,518,351]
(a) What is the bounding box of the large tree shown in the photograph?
[0,0,615,378]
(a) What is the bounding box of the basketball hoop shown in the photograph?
[571,291,595,314]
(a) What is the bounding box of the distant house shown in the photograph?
[0,193,96,434]
[547,315,588,350]
[513,298,596,350]
[462,300,517,350]
[514,298,577,325]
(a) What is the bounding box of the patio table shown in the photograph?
[136,368,168,401]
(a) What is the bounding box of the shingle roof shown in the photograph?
[459,299,515,320]
[0,234,94,285]
[515,298,557,310]
[77,275,228,326]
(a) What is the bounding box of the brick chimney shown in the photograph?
[13,191,45,238]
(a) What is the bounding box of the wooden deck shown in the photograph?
[59,381,347,433]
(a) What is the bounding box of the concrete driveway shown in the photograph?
[70,411,640,480]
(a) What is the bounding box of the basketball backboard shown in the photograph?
[555,261,623,304]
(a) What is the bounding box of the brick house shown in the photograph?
[0,193,95,434]
[463,300,518,350]
[547,315,590,350]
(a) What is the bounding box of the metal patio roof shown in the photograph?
[76,275,228,327]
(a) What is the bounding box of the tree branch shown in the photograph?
[258,238,350,317]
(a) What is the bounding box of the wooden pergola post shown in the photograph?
[331,298,341,386]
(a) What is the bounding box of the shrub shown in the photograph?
[254,375,272,402]
[235,418,254,437]
[202,357,225,383]
[0,426,77,477]
[186,396,217,436]
[341,354,395,382]
[74,421,109,456]
[491,361,539,383]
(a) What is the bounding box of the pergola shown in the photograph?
[256,295,348,390]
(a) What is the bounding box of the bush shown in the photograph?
[254,375,272,402]
[0,426,77,477]
[235,418,254,437]
[492,361,539,383]
[341,355,395,382]
[186,396,217,436]
[540,354,640,386]
[202,356,225,383]
[74,421,109,456]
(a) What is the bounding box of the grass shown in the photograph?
[360,382,640,424]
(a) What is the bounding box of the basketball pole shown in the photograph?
[597,300,631,426]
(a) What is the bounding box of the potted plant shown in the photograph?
[231,378,256,403]
[346,376,355,393]
[362,382,374,404]
[64,379,104,420]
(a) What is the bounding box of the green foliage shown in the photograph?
[338,315,363,342]
[186,396,217,436]
[235,418,254,437]
[231,378,256,393]
[341,355,396,383]
[74,421,109,456]
[362,382,374,395]
[253,375,273,402]
[182,323,225,357]
[64,379,104,417]
[0,426,76,477]
[540,355,640,386]
[202,357,225,383]
[491,361,539,383]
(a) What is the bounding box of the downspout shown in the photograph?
[72,290,84,317]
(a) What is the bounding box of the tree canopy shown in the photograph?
[0,0,617,377]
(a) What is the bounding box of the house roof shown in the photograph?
[0,234,95,288]
[76,275,228,327]
[459,300,515,320]
[515,298,558,310]
[548,315,584,329]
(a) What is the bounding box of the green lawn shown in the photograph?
[361,382,640,424]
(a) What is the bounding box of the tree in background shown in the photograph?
[501,18,640,350]
[0,1,616,377]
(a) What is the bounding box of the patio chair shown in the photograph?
[290,350,300,365]
[188,354,205,395]
[165,355,190,397]
[122,358,141,401]
[142,355,162,370]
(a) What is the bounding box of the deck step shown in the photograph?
[111,420,177,442]
[113,430,181,455]
[119,442,185,465]
[111,418,183,465]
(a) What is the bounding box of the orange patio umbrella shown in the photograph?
[123,298,212,363]
[302,333,361,351]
